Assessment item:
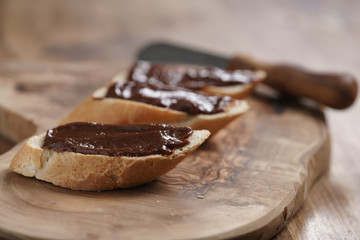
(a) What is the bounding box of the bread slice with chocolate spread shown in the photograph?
[119,61,266,99]
[10,122,210,191]
[60,73,249,135]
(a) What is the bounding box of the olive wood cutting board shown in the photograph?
[0,61,330,240]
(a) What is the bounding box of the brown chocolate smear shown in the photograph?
[105,80,233,115]
[42,122,193,157]
[130,61,261,90]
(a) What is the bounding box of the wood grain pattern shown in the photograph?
[0,0,359,239]
[0,62,329,239]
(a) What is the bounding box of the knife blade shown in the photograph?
[138,42,358,109]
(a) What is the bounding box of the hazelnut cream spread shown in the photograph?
[103,61,251,115]
[42,122,193,157]
[105,81,233,115]
[128,61,261,90]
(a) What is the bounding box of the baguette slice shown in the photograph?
[111,70,266,99]
[122,62,266,99]
[10,129,210,191]
[60,74,249,135]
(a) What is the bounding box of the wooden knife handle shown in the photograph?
[228,55,358,109]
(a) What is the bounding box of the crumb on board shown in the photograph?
[197,195,204,199]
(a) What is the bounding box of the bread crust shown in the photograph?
[61,96,248,135]
[173,100,248,135]
[10,130,210,191]
[60,95,188,126]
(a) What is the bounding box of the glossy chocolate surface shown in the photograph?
[42,122,193,157]
[130,61,260,90]
[105,80,233,115]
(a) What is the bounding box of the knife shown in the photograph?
[138,42,358,109]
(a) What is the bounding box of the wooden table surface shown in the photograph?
[0,1,359,239]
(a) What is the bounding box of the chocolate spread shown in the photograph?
[129,61,261,90]
[42,122,193,157]
[103,61,256,115]
[105,80,233,115]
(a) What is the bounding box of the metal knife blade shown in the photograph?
[138,42,229,69]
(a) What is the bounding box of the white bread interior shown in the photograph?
[10,129,210,191]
